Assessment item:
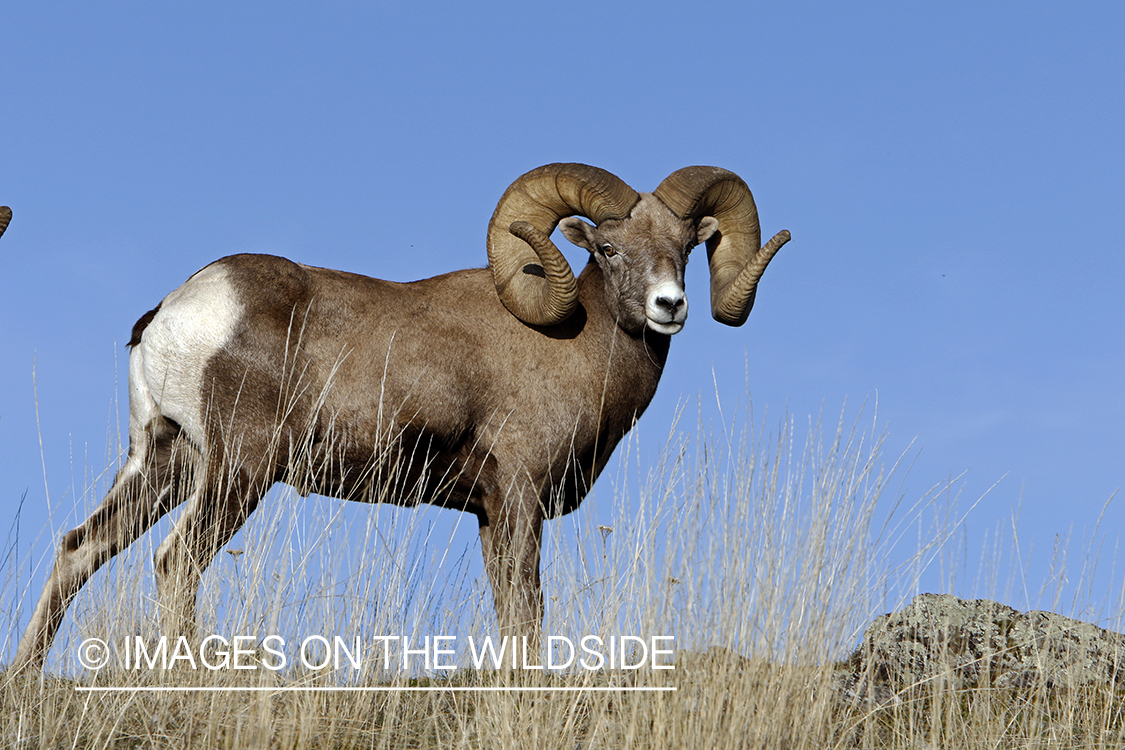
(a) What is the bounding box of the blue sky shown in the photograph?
[2,2,1123,656]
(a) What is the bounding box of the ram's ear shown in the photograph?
[696,216,719,245]
[559,217,597,252]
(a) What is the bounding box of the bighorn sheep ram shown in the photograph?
[13,164,789,670]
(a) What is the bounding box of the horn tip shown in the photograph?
[764,229,791,252]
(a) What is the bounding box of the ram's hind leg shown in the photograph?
[12,419,191,672]
[154,456,269,642]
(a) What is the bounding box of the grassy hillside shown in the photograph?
[3,408,1122,748]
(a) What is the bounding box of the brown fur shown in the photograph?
[12,196,711,671]
[203,253,668,519]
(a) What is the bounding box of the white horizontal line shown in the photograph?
[76,685,677,693]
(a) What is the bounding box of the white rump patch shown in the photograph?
[138,264,242,444]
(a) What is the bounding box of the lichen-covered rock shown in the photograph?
[840,593,1125,702]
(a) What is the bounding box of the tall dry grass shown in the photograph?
[2,401,1123,748]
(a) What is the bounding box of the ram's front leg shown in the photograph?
[478,483,545,657]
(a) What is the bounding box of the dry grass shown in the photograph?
[3,403,1123,749]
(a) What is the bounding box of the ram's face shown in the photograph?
[560,195,718,336]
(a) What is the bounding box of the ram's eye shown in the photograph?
[601,244,616,257]
[685,243,693,256]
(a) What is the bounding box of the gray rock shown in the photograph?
[840,593,1125,703]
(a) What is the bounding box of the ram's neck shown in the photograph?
[576,260,671,369]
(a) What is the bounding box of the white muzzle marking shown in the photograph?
[645,281,688,335]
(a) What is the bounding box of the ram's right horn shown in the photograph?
[487,164,640,326]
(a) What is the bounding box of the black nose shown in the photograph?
[656,294,684,312]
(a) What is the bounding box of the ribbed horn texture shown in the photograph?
[488,164,639,326]
[654,167,790,327]
[0,207,11,240]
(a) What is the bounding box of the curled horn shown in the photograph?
[488,164,639,326]
[654,167,790,326]
[0,207,10,240]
